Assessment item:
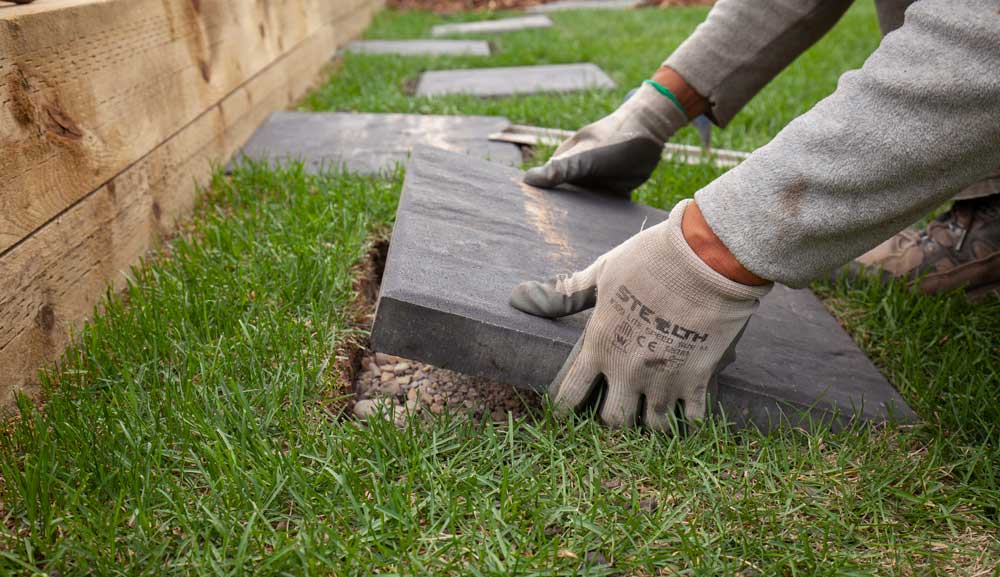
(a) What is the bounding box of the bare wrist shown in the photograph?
[650,66,708,119]
[681,201,770,286]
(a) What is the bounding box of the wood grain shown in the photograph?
[0,0,380,407]
[0,0,372,254]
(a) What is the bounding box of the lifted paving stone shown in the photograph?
[345,39,492,56]
[416,63,616,97]
[237,112,521,174]
[527,0,640,12]
[431,15,553,37]
[371,146,918,431]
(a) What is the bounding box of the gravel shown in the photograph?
[353,352,541,424]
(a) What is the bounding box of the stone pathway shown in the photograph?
[431,15,553,37]
[416,63,616,97]
[353,352,541,425]
[237,112,521,174]
[345,39,492,56]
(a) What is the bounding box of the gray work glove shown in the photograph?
[523,82,688,196]
[510,199,770,430]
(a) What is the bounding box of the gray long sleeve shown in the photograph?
[694,0,1000,287]
[664,0,856,127]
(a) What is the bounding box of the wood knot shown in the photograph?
[45,105,83,140]
[36,304,55,333]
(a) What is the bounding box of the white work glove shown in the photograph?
[523,82,688,196]
[510,200,770,430]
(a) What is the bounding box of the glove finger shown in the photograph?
[523,159,566,189]
[598,373,641,429]
[510,256,604,318]
[682,388,708,423]
[552,134,581,157]
[549,330,603,414]
[509,277,597,318]
[643,386,680,433]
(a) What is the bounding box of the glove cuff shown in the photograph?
[625,83,688,144]
[641,199,772,307]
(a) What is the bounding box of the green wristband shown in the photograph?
[643,79,688,119]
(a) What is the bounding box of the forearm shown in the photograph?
[664,0,854,127]
[693,0,1000,287]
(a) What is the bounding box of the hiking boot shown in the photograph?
[845,194,1000,300]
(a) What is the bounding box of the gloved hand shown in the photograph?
[523,82,688,196]
[510,199,770,430]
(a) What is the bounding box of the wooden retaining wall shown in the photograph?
[0,0,382,407]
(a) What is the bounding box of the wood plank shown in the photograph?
[0,0,380,407]
[0,0,372,254]
[489,124,751,168]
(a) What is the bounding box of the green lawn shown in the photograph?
[2,4,999,576]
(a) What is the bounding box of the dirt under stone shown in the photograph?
[387,0,711,14]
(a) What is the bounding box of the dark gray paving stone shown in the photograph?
[371,146,918,431]
[526,0,639,12]
[416,63,616,97]
[345,39,492,56]
[236,112,521,174]
[431,15,553,37]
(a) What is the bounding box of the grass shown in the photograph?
[2,3,999,576]
[305,3,881,152]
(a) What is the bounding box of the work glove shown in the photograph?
[523,82,688,196]
[510,199,770,430]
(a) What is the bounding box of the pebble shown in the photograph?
[379,381,401,397]
[353,398,395,419]
[354,352,541,426]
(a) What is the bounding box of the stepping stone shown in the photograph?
[237,112,521,175]
[416,63,616,97]
[527,0,640,12]
[345,39,492,57]
[431,15,553,37]
[371,146,918,431]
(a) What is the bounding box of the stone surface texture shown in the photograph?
[371,146,918,431]
[345,39,492,56]
[431,15,553,37]
[416,63,616,97]
[526,0,639,12]
[237,112,521,175]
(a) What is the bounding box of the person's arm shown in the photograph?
[523,0,856,195]
[665,0,856,127]
[695,0,1000,287]
[512,0,999,430]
